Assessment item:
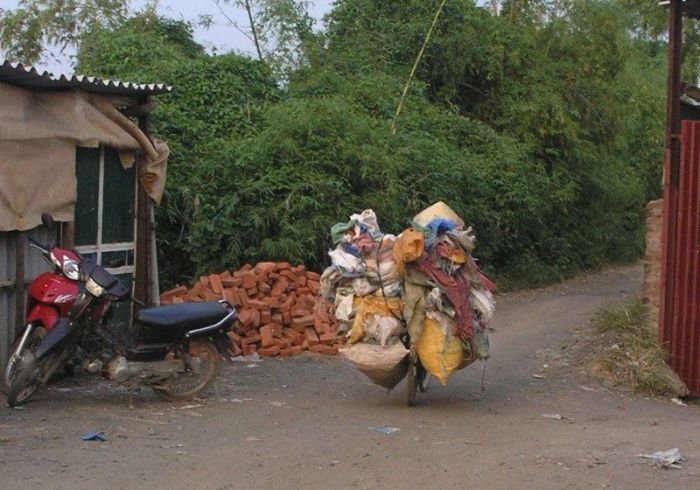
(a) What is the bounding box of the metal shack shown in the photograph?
[0,60,171,368]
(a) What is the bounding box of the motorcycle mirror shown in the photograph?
[41,213,55,231]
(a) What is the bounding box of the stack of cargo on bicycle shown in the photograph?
[318,202,496,405]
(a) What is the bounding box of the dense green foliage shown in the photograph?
[75,1,669,288]
[0,0,130,64]
[78,14,281,281]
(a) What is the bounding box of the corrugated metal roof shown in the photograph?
[0,60,172,96]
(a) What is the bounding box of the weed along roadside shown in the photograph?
[585,300,688,398]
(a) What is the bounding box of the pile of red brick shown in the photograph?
[159,262,341,357]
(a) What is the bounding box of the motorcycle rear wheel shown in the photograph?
[152,339,220,402]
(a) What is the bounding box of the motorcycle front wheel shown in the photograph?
[4,326,62,407]
[152,338,220,402]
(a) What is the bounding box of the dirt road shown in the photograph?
[2,264,699,489]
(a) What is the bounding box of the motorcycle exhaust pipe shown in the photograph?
[107,356,185,384]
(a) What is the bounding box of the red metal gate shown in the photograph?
[660,119,700,393]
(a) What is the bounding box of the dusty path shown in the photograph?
[2,263,699,489]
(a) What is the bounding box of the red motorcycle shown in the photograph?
[3,214,236,407]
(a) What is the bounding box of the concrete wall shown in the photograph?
[644,199,663,329]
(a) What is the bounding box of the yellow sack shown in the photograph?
[416,317,464,385]
[393,228,425,272]
[347,295,403,344]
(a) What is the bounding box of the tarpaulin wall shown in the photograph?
[0,82,168,232]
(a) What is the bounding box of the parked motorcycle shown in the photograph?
[3,214,236,407]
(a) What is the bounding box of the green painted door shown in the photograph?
[75,146,137,329]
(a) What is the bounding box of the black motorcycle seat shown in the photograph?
[135,301,230,332]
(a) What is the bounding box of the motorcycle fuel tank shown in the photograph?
[28,272,79,317]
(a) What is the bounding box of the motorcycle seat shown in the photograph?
[135,301,230,332]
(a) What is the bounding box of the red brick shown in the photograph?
[199,276,210,287]
[191,282,204,295]
[201,288,220,301]
[279,348,293,358]
[271,313,283,324]
[290,333,305,346]
[254,271,268,284]
[239,264,253,272]
[209,274,223,294]
[220,270,232,279]
[258,282,272,294]
[282,311,292,325]
[229,342,242,357]
[319,332,337,344]
[254,261,277,275]
[314,316,326,333]
[242,274,257,290]
[280,270,296,281]
[172,296,184,304]
[223,288,241,306]
[222,276,242,288]
[297,295,316,310]
[279,296,294,313]
[186,291,202,302]
[306,271,321,282]
[270,323,283,338]
[309,344,338,355]
[259,325,274,348]
[272,277,290,295]
[268,272,280,281]
[296,287,312,297]
[237,309,254,327]
[251,309,261,328]
[238,288,250,309]
[291,307,312,318]
[161,285,187,300]
[247,299,268,310]
[258,345,281,357]
[305,327,320,345]
[227,330,242,344]
[261,310,271,324]
[245,287,258,297]
[290,345,303,355]
[241,334,261,345]
[275,262,292,271]
[316,302,331,322]
[307,280,320,294]
[293,315,315,329]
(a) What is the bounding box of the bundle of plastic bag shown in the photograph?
[399,202,496,385]
[322,203,496,389]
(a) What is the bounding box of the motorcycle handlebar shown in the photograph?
[28,238,49,254]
